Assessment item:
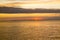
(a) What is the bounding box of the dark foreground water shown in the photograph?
[0,20,60,40]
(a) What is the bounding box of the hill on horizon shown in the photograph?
[0,7,60,13]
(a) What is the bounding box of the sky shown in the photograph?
[0,0,60,4]
[0,0,60,9]
[0,0,60,3]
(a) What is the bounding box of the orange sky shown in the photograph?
[0,0,60,4]
[13,1,60,9]
[0,0,60,9]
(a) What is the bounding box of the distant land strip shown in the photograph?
[0,7,60,13]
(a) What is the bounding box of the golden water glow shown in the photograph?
[0,13,60,18]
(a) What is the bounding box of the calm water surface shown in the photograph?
[0,20,60,40]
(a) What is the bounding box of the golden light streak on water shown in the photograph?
[0,13,60,18]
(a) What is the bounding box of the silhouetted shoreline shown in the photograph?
[0,7,60,13]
